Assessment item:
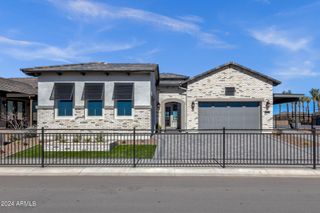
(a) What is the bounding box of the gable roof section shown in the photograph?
[159,73,189,87]
[9,78,38,89]
[0,77,37,95]
[181,62,281,86]
[160,73,189,80]
[21,62,159,75]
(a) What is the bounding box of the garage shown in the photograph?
[198,102,261,129]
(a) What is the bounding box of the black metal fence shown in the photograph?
[0,128,319,168]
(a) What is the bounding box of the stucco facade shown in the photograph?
[36,71,156,130]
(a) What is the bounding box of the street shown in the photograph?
[0,176,320,213]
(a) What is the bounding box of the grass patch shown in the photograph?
[12,144,156,159]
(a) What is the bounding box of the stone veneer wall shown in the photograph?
[37,107,151,130]
[186,67,274,129]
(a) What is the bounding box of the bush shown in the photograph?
[73,135,81,143]
[96,134,104,143]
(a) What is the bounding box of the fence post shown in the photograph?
[133,127,136,168]
[312,128,317,169]
[41,127,45,168]
[222,127,226,168]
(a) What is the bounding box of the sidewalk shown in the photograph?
[0,167,320,177]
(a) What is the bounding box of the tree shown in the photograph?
[282,90,292,119]
[300,96,309,123]
[309,88,319,115]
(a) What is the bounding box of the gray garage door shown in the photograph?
[198,102,261,129]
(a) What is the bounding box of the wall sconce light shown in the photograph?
[157,102,160,110]
[265,100,271,111]
[191,101,195,111]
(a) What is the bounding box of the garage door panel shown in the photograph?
[198,102,261,129]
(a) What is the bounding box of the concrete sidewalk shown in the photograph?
[0,167,320,177]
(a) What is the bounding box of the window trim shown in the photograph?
[115,99,134,119]
[85,99,104,119]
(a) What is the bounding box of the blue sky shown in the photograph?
[0,0,319,95]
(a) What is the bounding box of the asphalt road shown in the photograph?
[0,176,320,213]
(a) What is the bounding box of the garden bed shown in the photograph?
[12,144,157,159]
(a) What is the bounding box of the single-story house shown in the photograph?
[0,77,37,128]
[20,61,302,130]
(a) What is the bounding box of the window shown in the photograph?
[58,100,73,116]
[225,87,235,96]
[87,100,103,116]
[113,83,134,117]
[52,83,74,117]
[117,100,132,116]
[83,83,104,117]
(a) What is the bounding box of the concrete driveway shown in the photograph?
[152,132,317,166]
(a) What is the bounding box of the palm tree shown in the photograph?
[299,97,304,122]
[282,90,292,119]
[300,96,309,123]
[309,88,319,115]
[317,94,320,114]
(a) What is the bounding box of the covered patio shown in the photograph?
[0,78,37,129]
[273,93,305,129]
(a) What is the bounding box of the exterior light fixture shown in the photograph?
[157,102,160,110]
[265,100,271,110]
[191,101,195,111]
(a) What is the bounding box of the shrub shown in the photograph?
[73,135,81,143]
[96,134,104,143]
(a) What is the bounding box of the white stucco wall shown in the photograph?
[38,72,151,107]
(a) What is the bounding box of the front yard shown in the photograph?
[12,144,157,159]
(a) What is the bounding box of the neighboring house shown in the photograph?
[20,61,303,130]
[21,63,159,131]
[0,77,37,128]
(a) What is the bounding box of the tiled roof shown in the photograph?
[9,78,38,89]
[160,73,189,79]
[0,78,37,95]
[21,62,159,76]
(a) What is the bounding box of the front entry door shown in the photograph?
[165,103,179,129]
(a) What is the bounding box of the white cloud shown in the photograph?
[274,60,320,79]
[49,0,231,48]
[250,27,310,51]
[178,15,204,23]
[0,35,140,62]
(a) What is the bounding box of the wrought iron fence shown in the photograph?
[0,128,318,168]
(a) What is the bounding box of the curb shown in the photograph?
[0,167,319,177]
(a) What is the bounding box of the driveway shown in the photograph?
[152,132,318,166]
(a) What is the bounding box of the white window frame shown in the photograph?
[85,99,104,119]
[55,99,75,119]
[115,99,134,120]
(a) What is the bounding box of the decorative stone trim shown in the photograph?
[134,105,151,109]
[37,106,54,110]
[74,106,85,110]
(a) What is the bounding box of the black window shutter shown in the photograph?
[50,83,74,100]
[83,83,104,100]
[113,83,134,100]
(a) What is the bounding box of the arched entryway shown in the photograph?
[165,102,181,129]
[161,99,185,130]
